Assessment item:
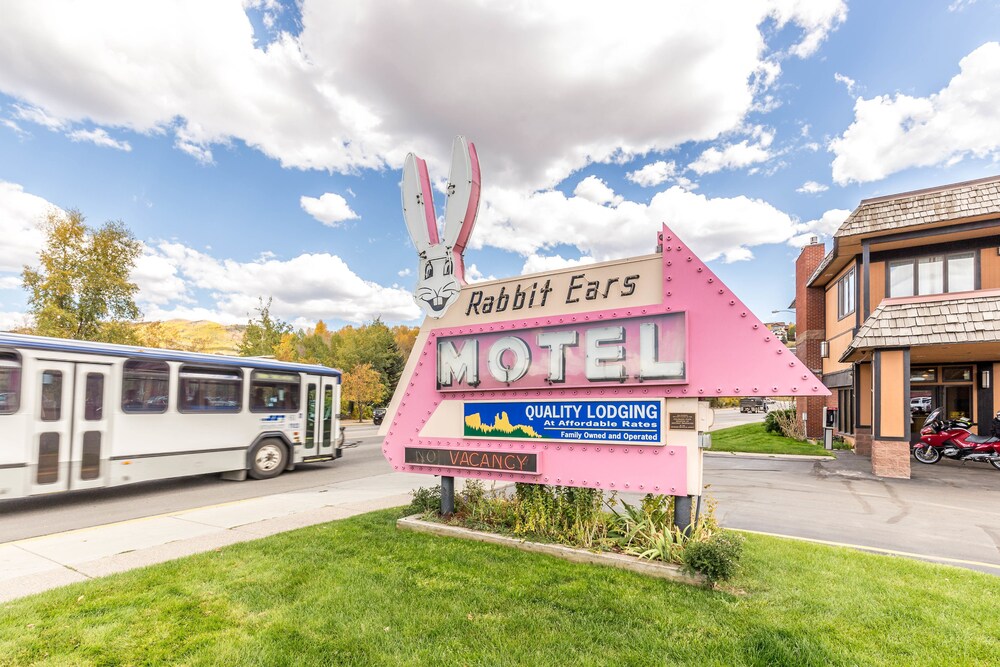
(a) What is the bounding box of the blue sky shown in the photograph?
[1,0,999,331]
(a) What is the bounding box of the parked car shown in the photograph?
[373,407,387,425]
[739,397,768,414]
[910,396,932,413]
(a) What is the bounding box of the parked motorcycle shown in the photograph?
[912,407,1000,470]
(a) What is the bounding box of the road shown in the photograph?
[3,415,998,574]
[0,423,387,543]
[0,414,761,543]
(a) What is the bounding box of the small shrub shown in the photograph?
[682,531,745,584]
[409,485,442,514]
[764,409,791,434]
[831,436,853,451]
[765,408,805,440]
[514,483,607,547]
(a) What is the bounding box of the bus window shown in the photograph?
[250,371,301,412]
[305,383,316,448]
[179,365,242,413]
[85,373,104,421]
[322,386,333,447]
[122,360,169,413]
[41,371,63,421]
[0,350,20,415]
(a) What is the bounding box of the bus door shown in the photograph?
[70,363,110,490]
[317,379,337,458]
[29,361,74,495]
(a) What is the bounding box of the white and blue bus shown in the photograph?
[0,333,344,500]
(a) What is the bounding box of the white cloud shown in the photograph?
[176,139,215,165]
[464,264,496,284]
[688,139,772,175]
[2,118,27,137]
[67,127,132,151]
[796,180,829,194]
[834,72,856,95]
[0,276,22,290]
[0,1,846,191]
[789,208,851,246]
[397,267,412,277]
[0,311,29,331]
[300,192,359,226]
[573,176,622,206]
[626,160,677,187]
[0,181,58,272]
[770,0,848,58]
[521,254,596,275]
[830,42,1000,185]
[476,183,800,264]
[12,104,65,130]
[139,241,421,324]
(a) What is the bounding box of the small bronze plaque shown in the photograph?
[668,412,696,430]
[405,447,539,474]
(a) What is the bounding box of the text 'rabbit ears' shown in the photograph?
[401,136,480,255]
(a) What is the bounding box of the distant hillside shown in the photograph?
[134,320,245,355]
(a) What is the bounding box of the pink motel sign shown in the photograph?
[380,138,828,497]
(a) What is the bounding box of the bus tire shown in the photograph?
[249,439,287,480]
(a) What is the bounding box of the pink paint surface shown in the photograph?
[383,225,828,495]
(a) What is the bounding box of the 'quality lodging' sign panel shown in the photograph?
[381,138,827,497]
[463,400,663,444]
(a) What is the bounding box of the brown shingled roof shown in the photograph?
[835,175,1000,239]
[841,290,1000,361]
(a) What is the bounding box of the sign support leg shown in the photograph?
[441,476,455,516]
[674,494,693,534]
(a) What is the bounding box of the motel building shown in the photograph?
[794,175,1000,478]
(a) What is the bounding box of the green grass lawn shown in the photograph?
[711,422,835,456]
[1,509,997,666]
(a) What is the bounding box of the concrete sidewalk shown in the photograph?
[0,472,429,603]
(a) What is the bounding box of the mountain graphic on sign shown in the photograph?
[465,412,542,439]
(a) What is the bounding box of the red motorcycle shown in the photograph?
[912,407,1000,470]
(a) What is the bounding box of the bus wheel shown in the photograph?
[249,439,287,480]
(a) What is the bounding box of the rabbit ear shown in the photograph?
[442,136,481,255]
[401,152,439,253]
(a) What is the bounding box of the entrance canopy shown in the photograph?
[842,290,1000,363]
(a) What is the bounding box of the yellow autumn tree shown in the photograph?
[340,362,386,420]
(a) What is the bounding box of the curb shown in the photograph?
[705,451,834,461]
[396,515,706,586]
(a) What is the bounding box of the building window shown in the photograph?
[910,366,937,383]
[837,268,856,319]
[0,350,21,415]
[250,371,301,412]
[838,388,854,434]
[888,251,976,298]
[178,366,242,412]
[942,366,973,383]
[123,360,170,413]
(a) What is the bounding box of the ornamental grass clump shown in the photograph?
[409,482,743,583]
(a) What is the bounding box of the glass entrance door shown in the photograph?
[944,385,972,422]
[909,386,941,444]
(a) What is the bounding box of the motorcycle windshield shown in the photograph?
[923,408,941,427]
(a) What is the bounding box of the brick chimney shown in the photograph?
[795,239,827,438]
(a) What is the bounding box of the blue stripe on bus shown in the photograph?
[0,333,342,380]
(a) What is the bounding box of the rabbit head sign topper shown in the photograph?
[401,136,481,318]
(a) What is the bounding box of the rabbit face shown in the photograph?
[401,136,481,319]
[414,245,460,316]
